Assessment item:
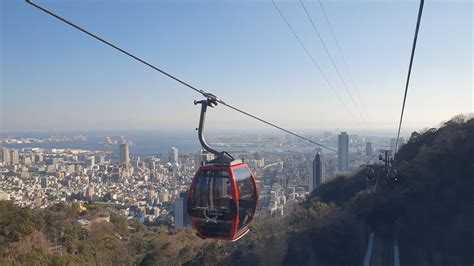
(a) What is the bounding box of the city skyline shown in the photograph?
[1,0,472,132]
[0,128,389,208]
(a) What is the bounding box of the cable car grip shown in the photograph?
[194,98,234,163]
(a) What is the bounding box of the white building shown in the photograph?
[169,147,179,165]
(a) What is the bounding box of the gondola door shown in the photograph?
[231,164,258,239]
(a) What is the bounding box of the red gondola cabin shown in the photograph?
[187,97,259,241]
[187,161,258,241]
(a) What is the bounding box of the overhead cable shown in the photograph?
[395,0,425,152]
[318,0,370,119]
[271,0,363,128]
[299,0,367,124]
[26,0,337,153]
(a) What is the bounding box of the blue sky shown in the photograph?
[1,0,472,134]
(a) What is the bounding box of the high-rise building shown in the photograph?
[10,150,19,165]
[338,132,349,172]
[119,144,130,165]
[169,147,179,164]
[309,152,324,192]
[2,148,10,165]
[174,191,191,228]
[366,142,374,157]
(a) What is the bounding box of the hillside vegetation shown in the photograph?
[0,201,205,265]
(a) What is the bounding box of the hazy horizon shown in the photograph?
[0,121,455,139]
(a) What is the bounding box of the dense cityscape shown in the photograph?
[0,132,405,229]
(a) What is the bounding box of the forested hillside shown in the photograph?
[0,201,204,265]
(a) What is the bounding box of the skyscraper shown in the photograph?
[10,150,19,165]
[338,132,349,172]
[2,148,10,165]
[169,147,179,164]
[366,142,373,157]
[119,144,130,165]
[174,193,189,228]
[309,152,324,192]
